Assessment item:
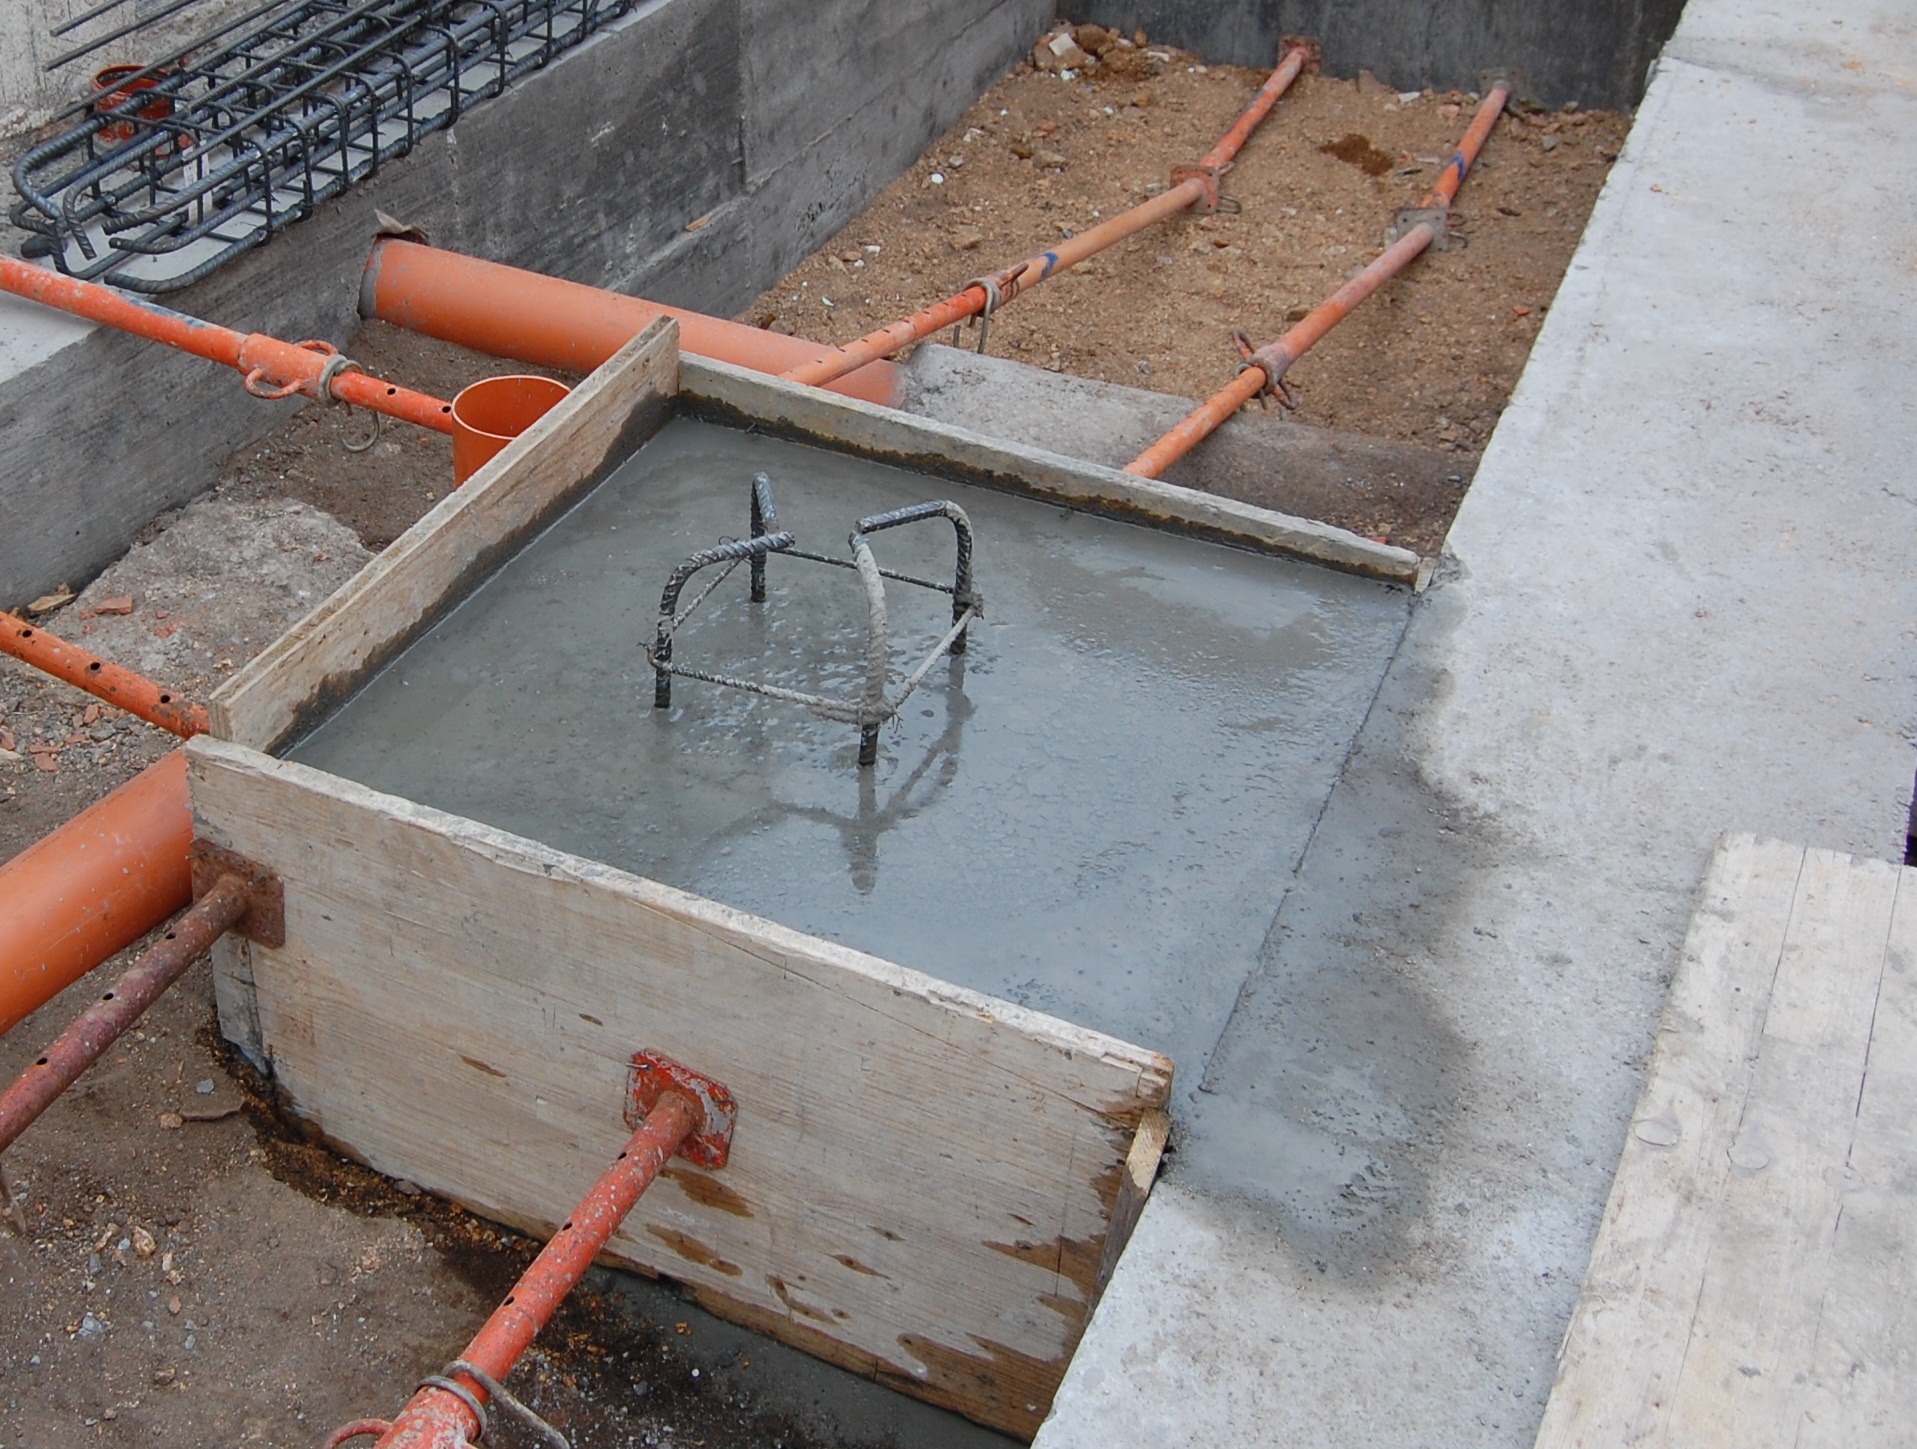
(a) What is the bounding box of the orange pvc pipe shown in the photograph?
[1126,82,1511,480]
[358,239,901,407]
[0,254,454,433]
[783,43,1311,390]
[0,752,193,1038]
[0,613,208,738]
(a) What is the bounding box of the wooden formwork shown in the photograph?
[191,319,1400,1435]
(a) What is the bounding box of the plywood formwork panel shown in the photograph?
[1534,834,1916,1448]
[189,736,1170,1438]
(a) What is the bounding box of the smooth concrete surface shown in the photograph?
[1036,1,1917,1444]
[0,0,1050,605]
[289,419,1410,1077]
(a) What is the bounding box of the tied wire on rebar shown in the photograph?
[646,474,983,768]
[12,0,639,291]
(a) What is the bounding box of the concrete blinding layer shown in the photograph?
[190,321,1411,1434]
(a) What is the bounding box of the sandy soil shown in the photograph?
[745,28,1623,476]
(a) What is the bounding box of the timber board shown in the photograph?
[1534,834,1916,1447]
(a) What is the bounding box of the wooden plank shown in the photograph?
[1534,834,1804,1445]
[1535,838,1913,1449]
[208,317,681,753]
[186,735,1172,1439]
[1795,869,1917,1447]
[1094,1109,1170,1297]
[1662,847,1897,1446]
[678,354,1423,585]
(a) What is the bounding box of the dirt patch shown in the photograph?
[743,32,1625,538]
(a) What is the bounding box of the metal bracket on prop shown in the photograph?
[626,1052,736,1168]
[1170,160,1228,212]
[187,841,285,947]
[1390,205,1464,249]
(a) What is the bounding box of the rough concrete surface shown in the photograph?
[1036,0,1917,1444]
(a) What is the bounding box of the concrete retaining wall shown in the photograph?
[0,0,1051,604]
[1073,0,1685,108]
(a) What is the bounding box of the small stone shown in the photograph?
[92,596,135,616]
[132,1226,157,1258]
[949,226,984,251]
[1044,33,1091,69]
[152,1368,175,1385]
[167,1295,181,1316]
[836,250,860,263]
[1035,150,1068,169]
[194,1079,214,1096]
[1540,133,1560,152]
[926,172,944,186]
[78,1312,107,1341]
[26,587,75,615]
[159,1112,184,1130]
[393,1179,421,1196]
[1010,140,1033,159]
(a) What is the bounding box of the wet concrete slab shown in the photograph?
[289,417,1410,1078]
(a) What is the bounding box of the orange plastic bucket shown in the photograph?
[451,374,571,483]
[92,66,174,144]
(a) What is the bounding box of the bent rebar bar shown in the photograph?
[645,474,983,767]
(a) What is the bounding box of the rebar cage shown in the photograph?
[13,0,638,292]
[646,474,984,768]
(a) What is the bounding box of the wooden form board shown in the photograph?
[1534,834,1917,1448]
[678,354,1425,585]
[189,736,1171,1438]
[196,319,1187,1436]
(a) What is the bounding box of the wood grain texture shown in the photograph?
[187,735,1172,1438]
[1534,835,1914,1449]
[208,317,681,753]
[679,354,1422,584]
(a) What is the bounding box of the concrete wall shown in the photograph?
[0,0,1051,604]
[1071,0,1685,109]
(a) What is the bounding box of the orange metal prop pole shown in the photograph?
[0,614,209,738]
[366,1093,701,1449]
[0,875,249,1156]
[0,752,193,1038]
[783,42,1313,390]
[0,254,454,433]
[1126,81,1510,479]
[359,239,902,407]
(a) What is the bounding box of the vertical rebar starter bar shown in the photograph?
[645,475,982,767]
